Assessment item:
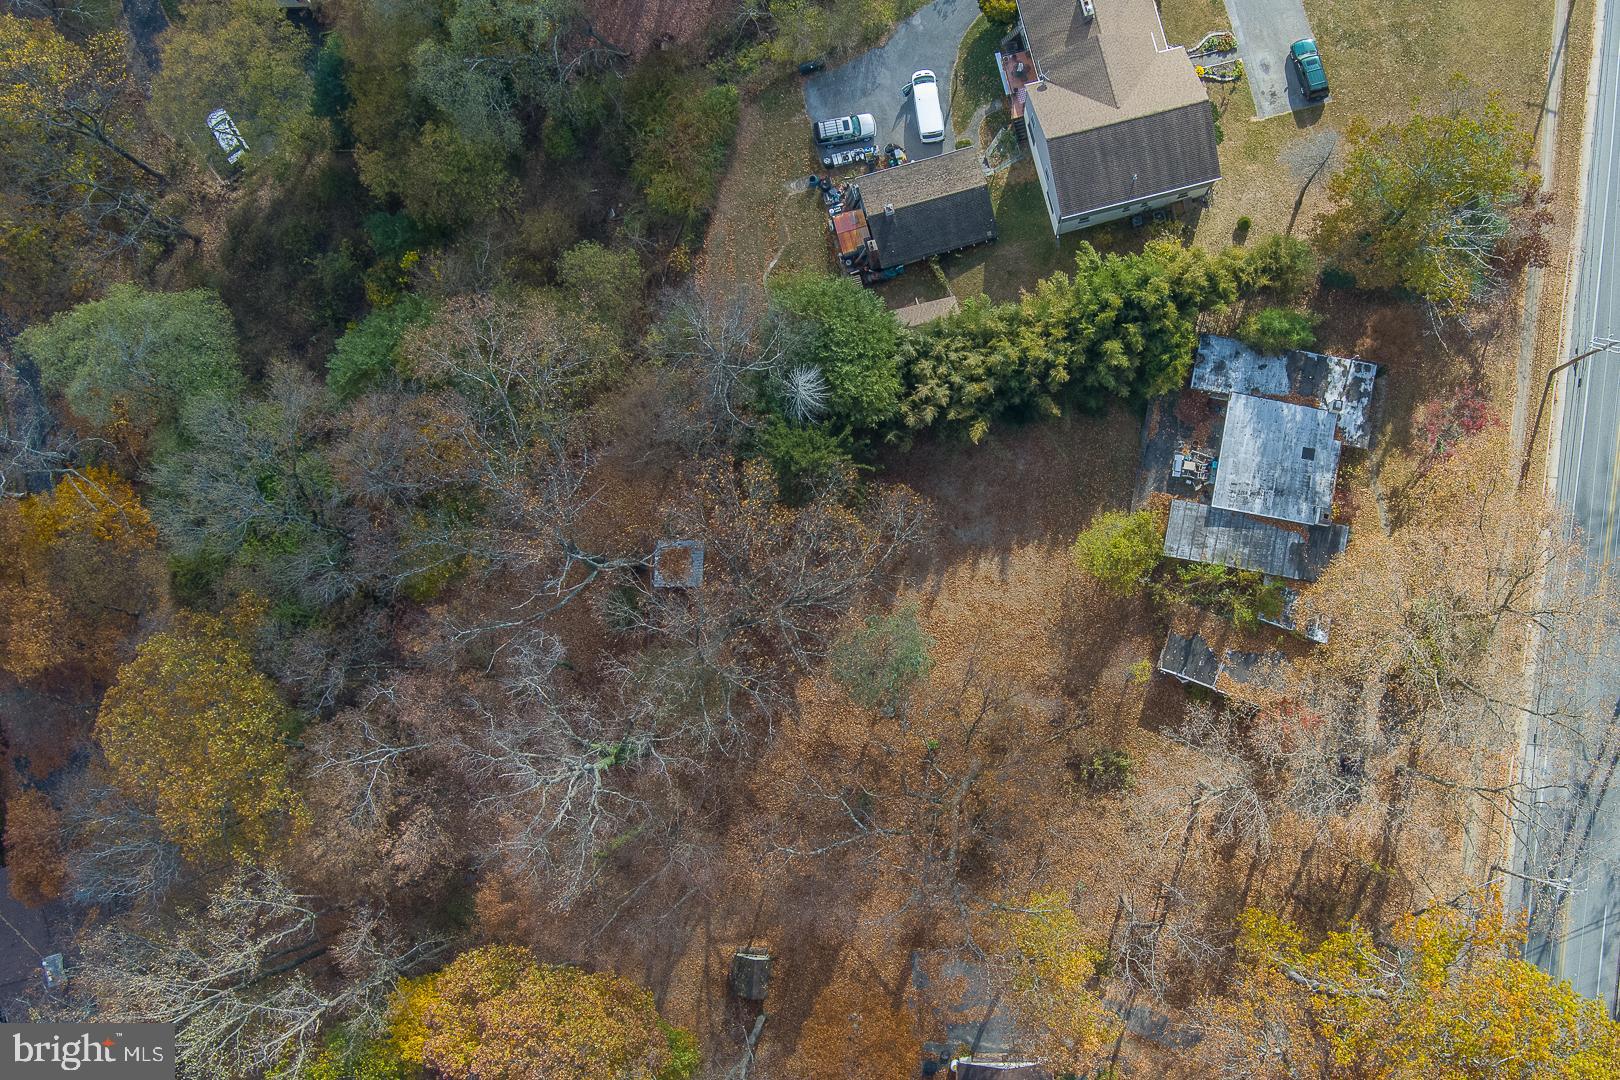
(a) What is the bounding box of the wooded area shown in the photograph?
[0,0,1615,1075]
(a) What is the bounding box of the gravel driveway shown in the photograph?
[1223,0,1321,119]
[802,0,981,161]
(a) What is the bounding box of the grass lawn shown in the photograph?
[939,161,1153,301]
[1155,0,1555,246]
[950,17,1007,138]
[697,80,833,295]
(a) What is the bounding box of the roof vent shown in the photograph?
[884,203,895,217]
[1301,447,1315,461]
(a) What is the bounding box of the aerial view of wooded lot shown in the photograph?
[5,0,1620,1073]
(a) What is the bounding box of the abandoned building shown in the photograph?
[947,1058,1053,1080]
[1154,339,1381,587]
[1159,630,1284,699]
[1192,334,1380,448]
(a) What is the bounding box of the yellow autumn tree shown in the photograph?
[387,945,699,1080]
[0,467,165,684]
[94,610,305,860]
[1204,889,1620,1078]
[988,891,1119,1073]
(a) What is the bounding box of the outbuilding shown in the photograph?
[844,148,997,272]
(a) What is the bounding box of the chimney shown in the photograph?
[1079,0,1095,17]
[884,203,895,218]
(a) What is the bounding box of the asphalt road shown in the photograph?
[802,0,979,162]
[1221,0,1319,119]
[1520,0,1620,1016]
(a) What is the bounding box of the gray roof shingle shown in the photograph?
[1015,0,1220,217]
[850,149,997,269]
[1037,101,1221,218]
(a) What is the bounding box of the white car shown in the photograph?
[910,70,945,143]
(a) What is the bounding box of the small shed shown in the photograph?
[651,539,704,588]
[893,296,961,327]
[730,948,772,1001]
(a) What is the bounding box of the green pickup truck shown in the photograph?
[1290,39,1329,102]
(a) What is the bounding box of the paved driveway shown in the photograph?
[1223,0,1319,118]
[803,0,980,161]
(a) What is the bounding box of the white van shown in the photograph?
[910,70,945,143]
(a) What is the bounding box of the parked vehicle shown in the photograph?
[822,143,877,169]
[206,107,248,166]
[910,70,945,143]
[813,113,876,145]
[1290,38,1329,102]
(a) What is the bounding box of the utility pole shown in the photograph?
[1521,339,1620,485]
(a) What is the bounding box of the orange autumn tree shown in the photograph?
[1202,889,1620,1078]
[94,610,304,861]
[0,467,165,684]
[3,784,66,907]
[388,945,698,1080]
[988,891,1119,1074]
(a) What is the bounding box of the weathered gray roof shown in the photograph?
[1260,586,1331,642]
[1192,335,1381,448]
[1221,649,1284,689]
[1161,630,1285,696]
[1163,499,1348,581]
[952,1064,1051,1080]
[1212,394,1340,526]
[851,150,997,269]
[893,295,961,326]
[1159,630,1222,689]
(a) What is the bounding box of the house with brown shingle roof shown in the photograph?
[1014,0,1220,234]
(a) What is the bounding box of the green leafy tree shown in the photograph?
[358,120,516,231]
[1064,239,1237,405]
[17,284,241,441]
[1072,509,1163,595]
[978,0,1018,23]
[1238,307,1318,353]
[149,0,316,169]
[829,604,935,714]
[755,419,856,504]
[1157,563,1286,629]
[327,296,432,402]
[94,610,306,860]
[771,273,903,430]
[624,56,739,221]
[388,945,699,1080]
[409,0,571,148]
[557,241,642,332]
[1314,83,1534,314]
[900,294,1060,443]
[1238,233,1318,298]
